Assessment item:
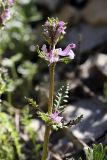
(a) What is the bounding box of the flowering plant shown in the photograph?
[31,17,83,160]
[0,0,13,27]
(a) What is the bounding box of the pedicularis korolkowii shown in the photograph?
[27,17,83,160]
[0,0,13,27]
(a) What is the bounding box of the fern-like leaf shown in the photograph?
[54,84,69,112]
[64,115,83,127]
[25,97,38,108]
[38,112,49,123]
[36,45,45,59]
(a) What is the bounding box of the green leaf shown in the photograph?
[93,143,106,160]
[60,57,71,64]
[85,147,93,160]
[36,45,45,59]
[0,112,22,159]
[25,97,38,108]
[54,83,69,112]
[85,143,107,160]
[64,115,83,128]
[18,60,37,79]
[2,54,22,68]
[0,73,7,95]
[38,112,49,123]
[0,80,6,95]
[11,53,22,63]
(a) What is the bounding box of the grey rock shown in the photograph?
[81,0,107,26]
[53,138,73,154]
[63,99,107,143]
[20,119,45,142]
[79,57,93,79]
[36,0,61,11]
[28,119,45,141]
[79,53,107,81]
[35,84,48,109]
[94,53,107,78]
[60,23,107,52]
[56,5,79,24]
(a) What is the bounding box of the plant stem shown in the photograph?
[12,64,17,79]
[41,63,55,160]
[48,64,55,114]
[7,92,12,105]
[41,126,50,160]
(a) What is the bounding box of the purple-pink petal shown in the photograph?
[58,43,75,59]
[1,9,10,21]
[57,26,66,34]
[45,51,59,63]
[69,43,76,48]
[41,44,48,53]
[68,50,75,59]
[58,21,65,27]
[50,111,63,123]
[41,45,60,63]
[50,111,58,119]
[8,0,13,5]
[49,52,59,63]
[41,43,75,63]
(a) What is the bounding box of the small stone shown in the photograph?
[63,99,107,143]
[27,119,45,141]
[70,0,88,9]
[56,5,79,25]
[35,84,48,109]
[94,53,107,78]
[81,0,107,26]
[52,137,74,159]
[81,54,107,84]
[21,119,45,142]
[36,0,61,11]
[79,57,93,79]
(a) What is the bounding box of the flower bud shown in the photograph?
[43,17,66,46]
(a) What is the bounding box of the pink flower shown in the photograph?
[58,43,76,59]
[58,21,65,26]
[8,0,13,5]
[50,111,63,123]
[41,44,60,63]
[44,20,50,27]
[57,21,66,34]
[1,9,10,21]
[41,43,76,63]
